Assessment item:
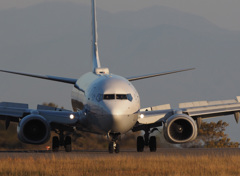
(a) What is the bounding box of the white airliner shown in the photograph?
[1,0,240,153]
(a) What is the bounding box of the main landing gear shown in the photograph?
[137,127,157,152]
[52,130,72,152]
[108,133,120,153]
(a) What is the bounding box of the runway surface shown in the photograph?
[0,148,240,159]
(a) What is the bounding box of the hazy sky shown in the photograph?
[0,0,240,142]
[0,0,240,31]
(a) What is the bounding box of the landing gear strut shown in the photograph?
[137,127,157,152]
[108,133,120,153]
[52,130,72,152]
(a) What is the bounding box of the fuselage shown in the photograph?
[71,71,140,135]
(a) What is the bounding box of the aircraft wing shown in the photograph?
[0,102,85,130]
[133,96,240,131]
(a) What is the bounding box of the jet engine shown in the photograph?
[163,114,197,144]
[17,114,51,144]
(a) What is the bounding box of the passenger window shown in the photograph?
[116,94,127,100]
[103,94,115,100]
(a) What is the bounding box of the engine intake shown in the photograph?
[17,114,51,144]
[163,114,197,144]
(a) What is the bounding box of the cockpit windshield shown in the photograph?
[116,94,127,100]
[103,94,115,100]
[97,93,133,101]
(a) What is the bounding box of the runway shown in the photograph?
[0,148,239,159]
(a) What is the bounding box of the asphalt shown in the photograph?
[0,148,239,159]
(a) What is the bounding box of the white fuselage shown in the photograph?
[71,72,140,135]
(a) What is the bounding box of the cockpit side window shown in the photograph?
[103,94,115,100]
[96,94,103,102]
[116,94,128,100]
[127,94,133,102]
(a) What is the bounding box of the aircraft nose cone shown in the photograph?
[102,101,138,133]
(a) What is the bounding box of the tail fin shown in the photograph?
[92,0,101,72]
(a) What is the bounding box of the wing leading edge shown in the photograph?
[0,102,85,130]
[134,96,240,131]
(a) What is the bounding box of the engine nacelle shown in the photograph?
[163,114,197,144]
[17,114,51,144]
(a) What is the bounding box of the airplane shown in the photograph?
[1,0,240,153]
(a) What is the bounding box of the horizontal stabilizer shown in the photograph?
[0,70,77,84]
[127,68,195,81]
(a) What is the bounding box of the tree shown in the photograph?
[182,120,239,148]
[42,102,64,109]
[0,102,64,150]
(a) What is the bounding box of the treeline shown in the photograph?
[182,120,239,148]
[0,102,239,150]
[0,120,138,150]
[0,102,138,150]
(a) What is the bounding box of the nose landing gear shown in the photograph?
[108,133,120,153]
[108,141,120,153]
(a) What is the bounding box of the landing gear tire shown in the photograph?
[115,143,120,153]
[108,142,114,153]
[108,133,121,153]
[64,136,72,152]
[137,136,144,152]
[108,142,120,153]
[149,136,157,152]
[52,136,59,152]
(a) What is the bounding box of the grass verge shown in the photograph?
[0,151,240,176]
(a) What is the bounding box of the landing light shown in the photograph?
[140,114,144,119]
[70,114,75,120]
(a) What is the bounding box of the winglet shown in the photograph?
[92,0,101,72]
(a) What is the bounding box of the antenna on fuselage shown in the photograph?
[92,0,101,72]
